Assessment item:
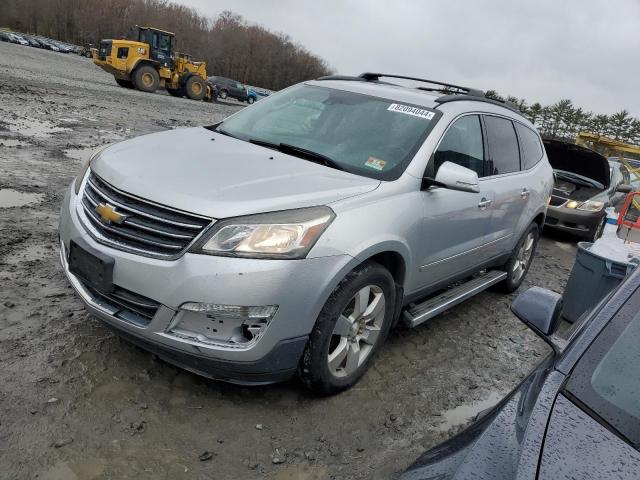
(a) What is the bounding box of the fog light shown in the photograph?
[167,303,278,347]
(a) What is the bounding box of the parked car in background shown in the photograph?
[34,37,59,51]
[246,88,269,104]
[7,33,29,46]
[207,76,251,102]
[401,268,640,480]
[544,138,633,241]
[0,31,11,42]
[59,73,553,394]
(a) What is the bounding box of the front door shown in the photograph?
[417,114,494,289]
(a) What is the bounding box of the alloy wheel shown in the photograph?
[327,285,385,378]
[512,232,535,282]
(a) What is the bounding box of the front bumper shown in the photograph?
[544,206,605,238]
[59,184,353,384]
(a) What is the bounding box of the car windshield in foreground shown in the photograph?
[567,290,640,446]
[215,84,439,180]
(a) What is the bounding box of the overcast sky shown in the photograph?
[184,0,640,116]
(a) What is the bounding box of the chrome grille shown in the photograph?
[81,171,212,257]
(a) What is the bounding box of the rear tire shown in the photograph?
[298,261,396,395]
[247,96,255,104]
[185,76,206,101]
[218,89,228,99]
[115,79,134,89]
[132,65,159,93]
[493,223,539,293]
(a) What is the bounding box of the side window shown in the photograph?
[434,115,485,178]
[515,122,543,169]
[484,116,520,175]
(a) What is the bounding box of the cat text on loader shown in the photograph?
[93,26,211,101]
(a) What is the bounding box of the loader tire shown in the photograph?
[185,76,206,101]
[115,79,134,89]
[133,65,159,93]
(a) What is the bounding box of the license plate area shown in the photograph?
[68,240,114,294]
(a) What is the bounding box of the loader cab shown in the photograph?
[137,26,174,68]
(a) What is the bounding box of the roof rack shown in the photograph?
[358,73,485,96]
[434,94,523,115]
[315,72,524,116]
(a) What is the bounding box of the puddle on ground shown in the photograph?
[42,459,105,480]
[554,241,574,252]
[435,391,507,432]
[0,189,45,208]
[0,138,30,147]
[64,146,94,161]
[7,117,71,138]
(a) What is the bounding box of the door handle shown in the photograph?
[478,198,492,210]
[521,188,530,199]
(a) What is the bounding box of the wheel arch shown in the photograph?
[127,58,159,75]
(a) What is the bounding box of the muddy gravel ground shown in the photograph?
[0,41,579,480]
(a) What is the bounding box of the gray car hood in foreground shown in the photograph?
[91,127,380,219]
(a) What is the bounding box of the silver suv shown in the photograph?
[59,73,553,394]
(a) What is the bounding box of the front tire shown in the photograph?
[588,216,606,243]
[298,261,396,395]
[185,76,206,101]
[247,96,255,104]
[494,223,539,293]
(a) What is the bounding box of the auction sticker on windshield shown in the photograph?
[387,104,435,120]
[365,157,387,170]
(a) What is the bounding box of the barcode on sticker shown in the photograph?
[387,104,435,120]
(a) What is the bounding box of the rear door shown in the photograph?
[481,115,531,259]
[231,81,246,99]
[417,114,495,287]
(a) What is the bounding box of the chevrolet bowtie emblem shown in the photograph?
[95,202,126,225]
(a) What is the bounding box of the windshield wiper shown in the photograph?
[214,128,239,139]
[249,139,346,172]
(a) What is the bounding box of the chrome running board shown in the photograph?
[403,270,507,328]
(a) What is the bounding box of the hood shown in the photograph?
[91,127,379,218]
[543,139,610,188]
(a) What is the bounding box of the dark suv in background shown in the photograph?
[207,76,249,102]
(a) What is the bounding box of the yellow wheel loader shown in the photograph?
[93,26,212,101]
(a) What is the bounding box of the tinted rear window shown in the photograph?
[515,123,543,169]
[484,116,520,175]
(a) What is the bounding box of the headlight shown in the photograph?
[73,144,110,194]
[564,200,604,211]
[577,200,604,212]
[193,206,335,259]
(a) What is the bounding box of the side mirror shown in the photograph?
[429,161,480,193]
[511,287,564,353]
[617,184,633,194]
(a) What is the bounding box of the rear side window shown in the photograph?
[515,123,543,169]
[434,115,485,178]
[484,116,520,175]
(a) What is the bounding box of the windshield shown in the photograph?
[216,84,439,180]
